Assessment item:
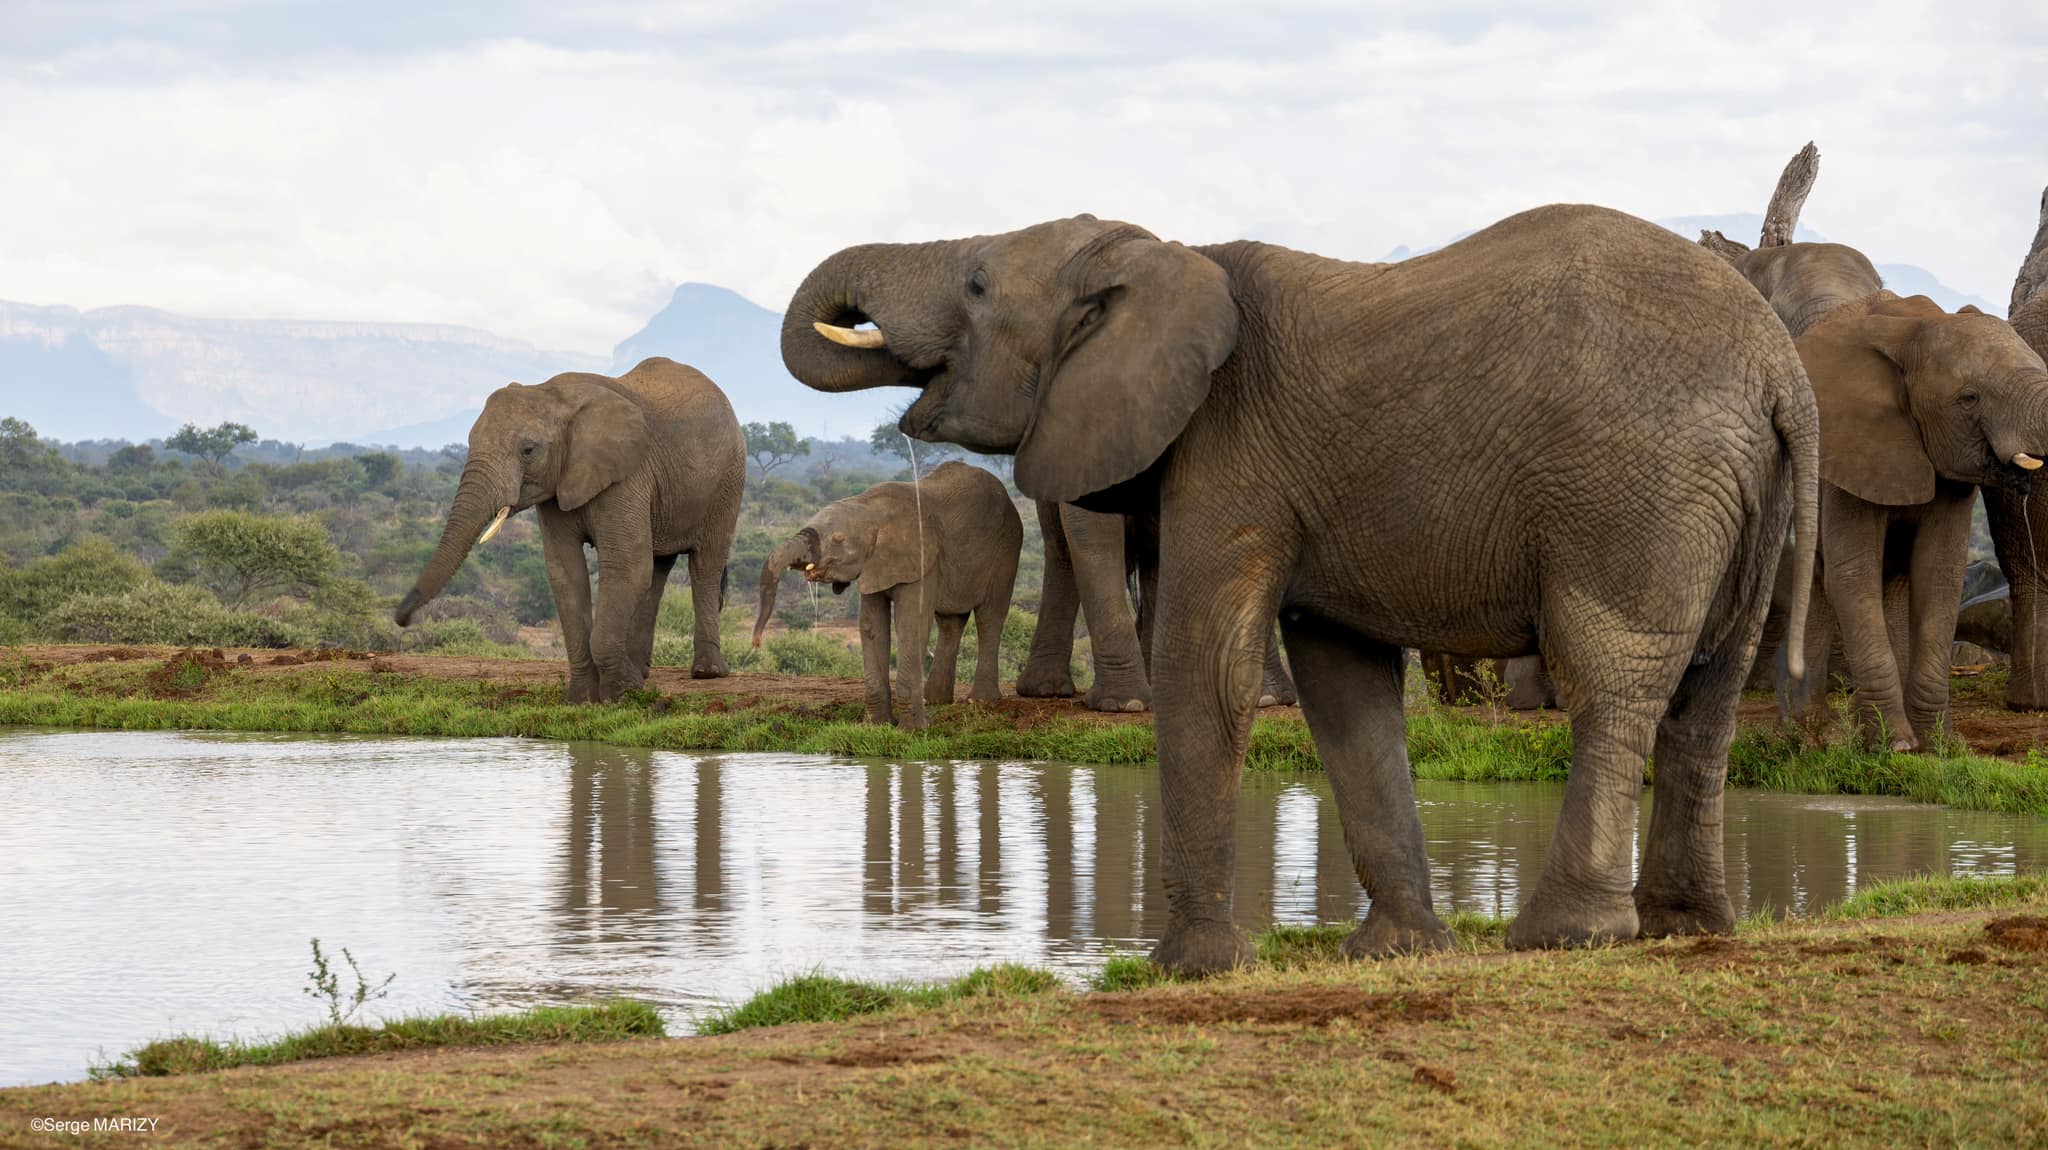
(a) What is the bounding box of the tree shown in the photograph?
[358,452,400,489]
[1696,141,1820,259]
[0,417,58,476]
[869,420,958,478]
[744,421,811,481]
[173,510,340,606]
[166,421,258,476]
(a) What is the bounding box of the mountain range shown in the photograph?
[0,213,2003,448]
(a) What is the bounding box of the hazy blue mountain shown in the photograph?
[0,300,604,446]
[613,283,899,439]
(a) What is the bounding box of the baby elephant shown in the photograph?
[753,461,1021,729]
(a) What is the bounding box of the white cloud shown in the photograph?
[0,0,2041,360]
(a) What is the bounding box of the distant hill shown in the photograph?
[611,283,899,439]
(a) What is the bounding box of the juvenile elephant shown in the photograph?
[1020,500,1297,712]
[395,357,744,702]
[752,461,1020,729]
[1787,294,2048,750]
[782,205,1818,969]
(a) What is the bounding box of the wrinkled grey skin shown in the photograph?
[1731,243,1886,338]
[1983,290,2048,709]
[395,358,744,702]
[1020,501,1297,712]
[781,206,1818,971]
[1955,562,2013,655]
[1781,293,2048,751]
[752,461,1020,729]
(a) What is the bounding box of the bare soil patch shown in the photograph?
[1082,987,1455,1028]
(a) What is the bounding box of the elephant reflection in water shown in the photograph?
[558,745,728,950]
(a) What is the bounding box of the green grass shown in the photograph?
[4,655,2047,814]
[92,1000,664,1079]
[1823,872,2048,920]
[697,964,1062,1035]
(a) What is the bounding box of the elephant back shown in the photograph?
[915,462,1023,611]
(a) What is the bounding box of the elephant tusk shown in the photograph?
[2017,453,2045,471]
[813,321,886,350]
[805,563,815,571]
[477,506,512,544]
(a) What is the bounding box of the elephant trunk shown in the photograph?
[396,460,517,626]
[1994,371,2048,472]
[752,533,815,647]
[780,240,964,394]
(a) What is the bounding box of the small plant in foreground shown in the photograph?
[305,937,395,1026]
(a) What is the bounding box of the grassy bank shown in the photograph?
[92,1001,663,1080]
[8,876,2044,1148]
[4,650,2047,814]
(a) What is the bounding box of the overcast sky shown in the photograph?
[1,0,2042,351]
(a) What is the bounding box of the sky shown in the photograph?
[1,0,2043,353]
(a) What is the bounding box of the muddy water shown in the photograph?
[4,729,2046,1085]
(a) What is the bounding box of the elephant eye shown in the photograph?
[521,442,538,457]
[1959,390,1979,408]
[966,269,987,298]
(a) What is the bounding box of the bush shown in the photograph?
[45,580,303,647]
[409,594,520,645]
[288,578,398,651]
[172,510,340,606]
[765,630,863,677]
[0,539,149,625]
[397,618,532,659]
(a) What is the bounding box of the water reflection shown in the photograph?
[5,729,2047,1086]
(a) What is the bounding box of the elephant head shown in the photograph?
[395,374,650,625]
[1730,243,1885,338]
[1797,294,2048,505]
[780,216,1239,503]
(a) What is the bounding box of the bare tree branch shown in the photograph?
[2012,185,2048,317]
[1697,229,1751,261]
[1759,141,1820,248]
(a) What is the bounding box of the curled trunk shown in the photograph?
[395,462,515,625]
[779,239,963,395]
[753,534,815,647]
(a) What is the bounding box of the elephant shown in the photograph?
[395,357,745,702]
[1782,294,2048,750]
[751,460,1020,729]
[1982,242,2048,708]
[780,204,1818,970]
[1019,500,1298,712]
[1727,242,1885,338]
[1420,652,1557,710]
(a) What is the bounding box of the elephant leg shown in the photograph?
[892,583,933,730]
[1016,501,1081,698]
[1147,520,1290,976]
[858,591,893,725]
[628,553,678,680]
[539,511,597,703]
[1904,489,1975,749]
[1634,579,1775,938]
[1502,655,1553,711]
[970,583,1012,703]
[1135,533,1159,680]
[686,539,732,679]
[1257,628,1297,707]
[1062,504,1149,712]
[1824,490,1915,751]
[1985,487,2048,710]
[927,613,964,706]
[1280,614,1450,957]
[1506,600,1692,950]
[591,542,655,701]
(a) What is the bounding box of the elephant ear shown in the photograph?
[1014,234,1238,503]
[858,492,937,596]
[558,385,651,511]
[1795,293,1940,506]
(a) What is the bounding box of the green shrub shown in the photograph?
[765,630,863,677]
[398,618,531,658]
[0,539,148,625]
[45,580,302,647]
[172,509,340,606]
[288,578,398,651]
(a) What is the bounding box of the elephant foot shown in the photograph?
[691,654,731,679]
[1085,678,1151,713]
[968,685,1002,704]
[1505,886,1639,951]
[1342,909,1454,960]
[1150,920,1255,977]
[1633,892,1736,939]
[895,707,930,731]
[1015,667,1078,699]
[565,671,598,704]
[1257,685,1298,708]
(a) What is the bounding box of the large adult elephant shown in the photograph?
[781,205,1817,971]
[1786,293,2048,750]
[1983,190,2048,709]
[395,358,744,702]
[752,460,1020,729]
[1020,500,1297,712]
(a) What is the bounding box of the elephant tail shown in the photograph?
[1773,374,1821,685]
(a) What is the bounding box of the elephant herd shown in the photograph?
[393,174,2048,974]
